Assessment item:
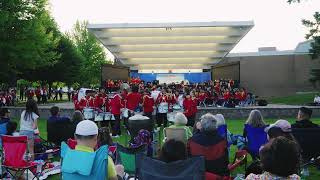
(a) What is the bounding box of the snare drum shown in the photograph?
[83,108,94,120]
[167,112,176,122]
[158,102,168,113]
[104,112,115,121]
[94,113,104,122]
[173,104,181,111]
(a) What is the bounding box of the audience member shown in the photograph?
[292,107,319,128]
[243,110,268,159]
[159,139,187,163]
[61,120,124,180]
[246,137,301,180]
[0,108,11,124]
[6,121,18,136]
[187,113,229,176]
[48,106,70,123]
[19,99,39,159]
[71,110,83,124]
[265,119,296,141]
[168,112,193,140]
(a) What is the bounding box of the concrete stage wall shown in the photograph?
[8,106,320,120]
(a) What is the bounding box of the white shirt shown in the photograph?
[20,110,39,131]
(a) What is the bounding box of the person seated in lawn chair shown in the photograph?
[61,120,124,180]
[243,110,268,159]
[130,129,153,156]
[48,106,70,123]
[188,113,230,177]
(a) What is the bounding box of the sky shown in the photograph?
[48,0,320,53]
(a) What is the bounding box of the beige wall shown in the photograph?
[216,54,320,97]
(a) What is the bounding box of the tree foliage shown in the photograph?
[288,0,320,84]
[69,20,111,87]
[0,0,60,84]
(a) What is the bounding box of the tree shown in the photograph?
[24,34,83,90]
[0,0,60,85]
[69,20,111,87]
[288,0,320,85]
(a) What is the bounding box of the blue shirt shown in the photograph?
[48,116,70,123]
[0,117,10,124]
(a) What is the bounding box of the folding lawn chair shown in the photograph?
[1,135,42,179]
[244,124,268,159]
[163,127,187,143]
[136,155,205,180]
[116,143,147,179]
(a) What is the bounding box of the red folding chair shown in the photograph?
[205,150,248,180]
[67,138,77,149]
[228,150,248,171]
[1,135,40,179]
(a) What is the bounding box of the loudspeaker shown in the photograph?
[258,99,268,106]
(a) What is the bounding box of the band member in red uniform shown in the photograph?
[183,92,197,127]
[142,90,154,120]
[126,85,142,113]
[109,89,123,136]
[156,89,169,127]
[166,89,176,112]
[94,88,107,111]
[77,93,95,111]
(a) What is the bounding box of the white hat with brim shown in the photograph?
[75,120,98,136]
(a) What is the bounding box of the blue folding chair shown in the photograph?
[243,124,268,159]
[136,155,205,180]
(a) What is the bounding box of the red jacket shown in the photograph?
[126,92,142,111]
[143,95,154,113]
[110,94,123,115]
[223,92,231,100]
[94,95,104,109]
[184,97,195,117]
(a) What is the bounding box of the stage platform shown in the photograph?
[7,103,320,120]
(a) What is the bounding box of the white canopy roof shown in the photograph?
[88,21,254,70]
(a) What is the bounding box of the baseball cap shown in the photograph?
[75,120,98,136]
[265,119,292,133]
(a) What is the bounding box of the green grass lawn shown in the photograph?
[266,92,319,105]
[23,117,320,180]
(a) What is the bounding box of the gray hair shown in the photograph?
[200,113,218,133]
[246,109,266,128]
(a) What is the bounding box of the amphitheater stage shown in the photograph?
[7,103,320,120]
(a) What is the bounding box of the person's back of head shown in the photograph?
[6,121,17,135]
[298,107,312,121]
[0,108,9,118]
[214,114,226,127]
[24,99,39,120]
[267,126,295,141]
[200,113,218,134]
[260,136,300,178]
[72,110,83,123]
[246,109,266,128]
[159,139,187,163]
[75,120,99,149]
[50,106,60,117]
[174,113,188,125]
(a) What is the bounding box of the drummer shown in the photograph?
[166,89,176,113]
[94,88,108,111]
[126,85,142,115]
[156,88,169,127]
[78,93,95,111]
[109,89,124,137]
[142,89,154,120]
